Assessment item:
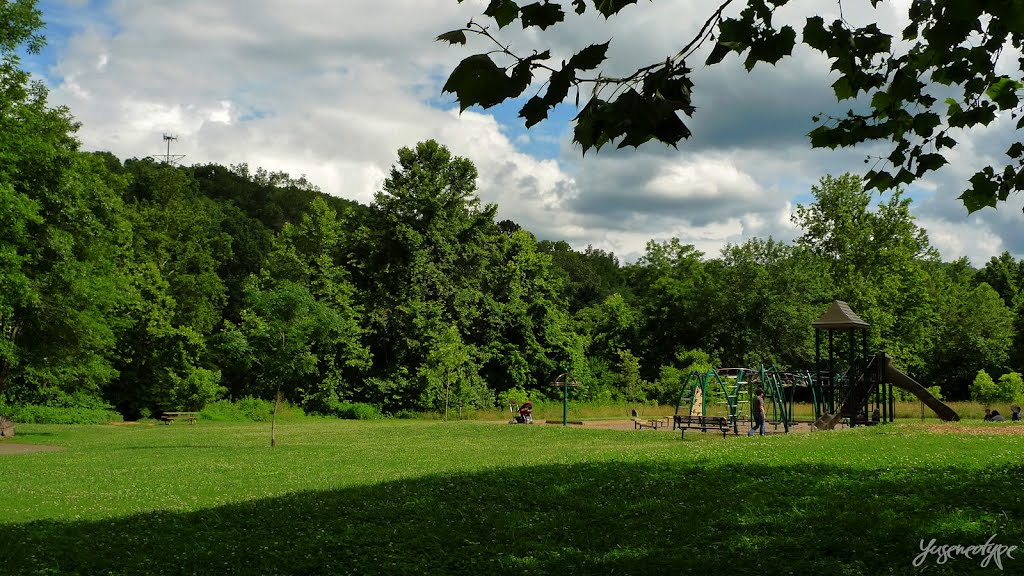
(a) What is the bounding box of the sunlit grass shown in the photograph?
[2,420,1022,575]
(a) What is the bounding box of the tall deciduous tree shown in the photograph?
[440,0,1024,211]
[260,196,370,409]
[0,4,133,402]
[925,259,1015,398]
[793,174,937,373]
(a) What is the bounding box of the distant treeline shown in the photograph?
[2,134,1021,418]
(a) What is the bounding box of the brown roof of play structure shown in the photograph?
[812,300,870,330]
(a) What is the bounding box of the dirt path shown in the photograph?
[919,423,1024,435]
[0,442,64,455]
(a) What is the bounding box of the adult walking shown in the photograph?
[748,388,766,436]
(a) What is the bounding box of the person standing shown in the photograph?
[748,388,766,436]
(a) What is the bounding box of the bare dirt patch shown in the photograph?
[0,442,64,455]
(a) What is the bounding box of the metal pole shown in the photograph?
[814,329,821,418]
[563,378,568,427]
[828,330,835,414]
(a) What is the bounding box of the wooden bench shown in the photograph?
[674,414,731,439]
[634,416,669,430]
[160,411,199,425]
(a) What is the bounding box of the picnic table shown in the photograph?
[160,411,199,424]
[634,416,670,430]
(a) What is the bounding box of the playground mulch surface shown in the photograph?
[921,423,1024,435]
[0,442,63,455]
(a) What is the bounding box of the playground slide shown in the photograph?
[881,354,960,422]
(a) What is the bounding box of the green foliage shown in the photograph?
[927,263,1015,397]
[969,369,1023,404]
[615,349,648,404]
[420,326,489,419]
[319,401,383,420]
[442,1,1024,211]
[199,397,306,422]
[497,385,530,408]
[996,372,1024,403]
[0,404,122,424]
[167,367,225,412]
[970,370,998,404]
[220,278,368,407]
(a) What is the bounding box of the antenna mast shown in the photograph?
[156,134,186,165]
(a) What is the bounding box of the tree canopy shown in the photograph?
[439,0,1024,213]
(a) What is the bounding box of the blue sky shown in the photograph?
[24,0,1024,264]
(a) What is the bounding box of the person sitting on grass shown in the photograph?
[984,408,993,421]
[990,410,1006,422]
[1012,406,1022,422]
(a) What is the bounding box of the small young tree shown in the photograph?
[970,370,998,404]
[221,279,362,446]
[616,349,649,407]
[420,326,482,421]
[996,372,1024,403]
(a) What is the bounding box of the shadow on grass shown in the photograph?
[4,461,1022,575]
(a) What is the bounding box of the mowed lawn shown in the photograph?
[1,420,1022,575]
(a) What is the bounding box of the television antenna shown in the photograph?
[154,134,186,165]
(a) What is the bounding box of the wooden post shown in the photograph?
[271,388,283,448]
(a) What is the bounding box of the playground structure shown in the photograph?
[673,365,812,434]
[672,300,960,435]
[810,300,959,428]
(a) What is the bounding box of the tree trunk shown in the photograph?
[271,387,282,448]
[0,416,14,438]
[444,383,450,422]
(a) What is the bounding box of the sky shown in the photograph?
[24,0,1024,265]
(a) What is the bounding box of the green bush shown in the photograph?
[0,404,123,424]
[997,372,1024,402]
[321,401,382,420]
[970,370,998,403]
[199,397,306,422]
[972,370,1024,404]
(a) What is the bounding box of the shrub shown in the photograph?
[970,370,998,404]
[322,401,382,420]
[0,404,123,424]
[497,387,530,409]
[168,368,226,412]
[199,397,306,422]
[996,372,1024,402]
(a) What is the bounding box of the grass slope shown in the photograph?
[1,421,1022,575]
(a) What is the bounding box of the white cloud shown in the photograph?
[33,0,1024,265]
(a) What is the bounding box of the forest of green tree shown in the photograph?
[2,4,1023,418]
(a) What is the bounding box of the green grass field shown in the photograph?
[2,420,1022,575]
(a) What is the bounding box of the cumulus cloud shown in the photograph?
[31,0,1024,264]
